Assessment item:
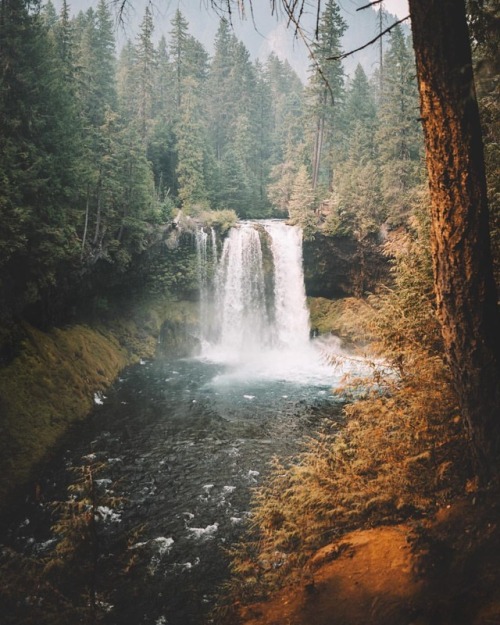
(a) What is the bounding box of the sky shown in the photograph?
[54,0,411,81]
[378,0,409,19]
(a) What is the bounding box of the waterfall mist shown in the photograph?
[195,220,345,384]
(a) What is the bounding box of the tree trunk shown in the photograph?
[93,174,103,246]
[312,115,323,190]
[81,185,90,260]
[408,0,500,477]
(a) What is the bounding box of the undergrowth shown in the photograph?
[225,359,465,604]
[0,459,128,625]
[219,199,470,614]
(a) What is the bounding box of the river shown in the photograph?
[6,350,355,625]
[2,221,377,624]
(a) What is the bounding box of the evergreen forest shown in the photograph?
[1,0,427,328]
[1,0,499,624]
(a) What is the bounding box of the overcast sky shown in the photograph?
[54,0,411,81]
[380,0,409,19]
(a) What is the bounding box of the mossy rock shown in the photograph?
[0,323,129,505]
[308,297,348,335]
[307,296,370,348]
[0,297,200,510]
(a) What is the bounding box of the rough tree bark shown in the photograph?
[408,0,500,477]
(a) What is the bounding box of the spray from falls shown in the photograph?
[195,220,330,381]
[194,219,380,384]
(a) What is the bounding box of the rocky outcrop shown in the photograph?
[303,234,390,299]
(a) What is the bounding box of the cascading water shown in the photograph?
[197,219,348,383]
[214,223,269,355]
[263,220,310,350]
[195,227,217,340]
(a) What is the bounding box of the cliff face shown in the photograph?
[303,234,390,299]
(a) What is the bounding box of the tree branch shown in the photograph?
[327,15,409,61]
[356,0,384,11]
[278,0,335,104]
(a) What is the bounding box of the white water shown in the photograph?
[196,220,376,385]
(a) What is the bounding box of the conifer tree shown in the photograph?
[376,25,423,223]
[175,77,211,213]
[147,36,177,200]
[116,40,137,124]
[307,0,346,191]
[135,5,156,142]
[169,9,190,109]
[288,165,317,239]
[206,19,238,163]
[57,0,73,65]
[0,0,81,317]
[95,0,116,112]
[342,64,377,158]
[265,54,304,165]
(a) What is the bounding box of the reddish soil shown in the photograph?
[237,489,500,625]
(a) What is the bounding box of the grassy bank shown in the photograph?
[0,299,198,509]
[217,291,489,624]
[307,296,362,339]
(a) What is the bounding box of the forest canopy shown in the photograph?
[0,0,425,326]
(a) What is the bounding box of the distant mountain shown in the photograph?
[56,0,410,81]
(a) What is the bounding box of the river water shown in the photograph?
[3,221,381,624]
[6,349,360,625]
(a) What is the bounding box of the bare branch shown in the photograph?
[279,0,335,104]
[356,0,384,11]
[327,15,410,61]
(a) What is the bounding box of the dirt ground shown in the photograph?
[237,488,500,625]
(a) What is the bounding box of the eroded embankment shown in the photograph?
[237,491,500,625]
[0,300,198,509]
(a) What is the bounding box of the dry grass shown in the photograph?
[223,215,469,608]
[227,356,466,601]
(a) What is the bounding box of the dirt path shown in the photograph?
[239,525,420,625]
[238,494,500,625]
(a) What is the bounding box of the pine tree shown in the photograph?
[376,25,423,223]
[147,36,177,201]
[252,61,274,214]
[288,165,317,239]
[0,0,82,318]
[58,0,71,57]
[264,53,307,215]
[342,64,377,158]
[324,62,383,239]
[116,40,137,124]
[206,19,238,163]
[265,54,304,165]
[326,123,383,240]
[307,0,347,191]
[169,9,190,109]
[135,5,156,142]
[95,0,116,111]
[175,77,211,213]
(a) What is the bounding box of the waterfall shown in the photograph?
[195,227,217,343]
[197,220,331,380]
[195,219,382,384]
[262,221,310,350]
[215,223,270,355]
